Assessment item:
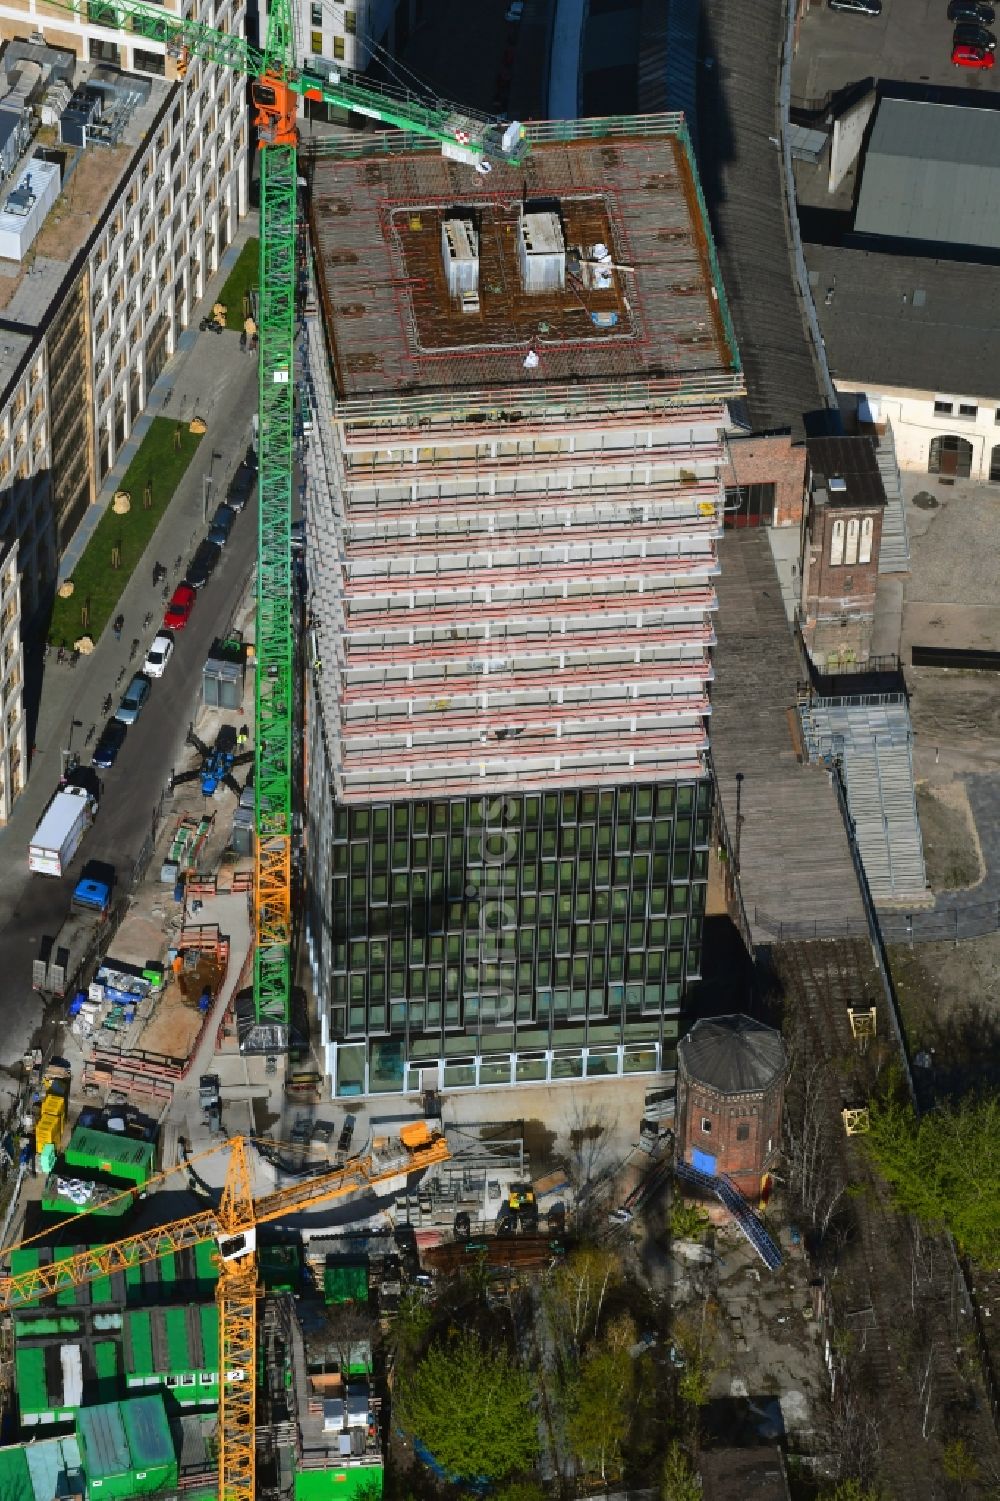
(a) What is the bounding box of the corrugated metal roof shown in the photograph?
[678,1014,785,1094]
[76,1402,131,1480]
[24,1435,83,1501]
[120,1394,174,1470]
[855,100,1000,250]
[0,1443,32,1501]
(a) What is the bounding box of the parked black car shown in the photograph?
[948,0,995,23]
[953,19,997,44]
[92,719,127,770]
[186,539,222,590]
[225,458,256,513]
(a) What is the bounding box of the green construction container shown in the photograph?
[0,1443,32,1501]
[76,1395,176,1498]
[123,1305,219,1407]
[9,1249,40,1308]
[261,1242,301,1292]
[121,1393,178,1493]
[64,1127,155,1188]
[323,1258,368,1306]
[294,1463,384,1501]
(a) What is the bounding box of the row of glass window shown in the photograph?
[332,872,707,946]
[332,781,710,844]
[333,913,696,980]
[331,969,692,1034]
[332,814,710,877]
[334,1027,674,1096]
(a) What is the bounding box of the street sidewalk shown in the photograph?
[58,213,260,583]
[0,217,261,888]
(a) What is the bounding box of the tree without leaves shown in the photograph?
[397,1332,538,1483]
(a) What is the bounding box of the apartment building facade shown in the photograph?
[302,116,742,1099]
[0,3,247,817]
[0,535,25,821]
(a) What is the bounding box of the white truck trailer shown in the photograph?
[28,784,97,876]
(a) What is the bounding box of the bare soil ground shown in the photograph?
[914,779,984,891]
[887,936,1000,1098]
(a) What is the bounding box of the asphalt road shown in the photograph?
[0,333,259,1072]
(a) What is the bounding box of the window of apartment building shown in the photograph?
[311,30,323,52]
[701,1117,712,1133]
[310,1,321,21]
[958,403,978,419]
[172,99,182,130]
[345,9,356,30]
[723,482,774,529]
[89,37,120,65]
[933,398,953,415]
[333,35,346,58]
[133,49,166,76]
[736,1124,750,1141]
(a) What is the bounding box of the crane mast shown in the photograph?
[41,0,528,1037]
[1,1130,451,1501]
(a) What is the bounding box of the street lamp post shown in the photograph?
[62,719,83,776]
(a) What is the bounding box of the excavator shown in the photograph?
[0,1124,450,1501]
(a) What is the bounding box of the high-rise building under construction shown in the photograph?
[301,113,743,1098]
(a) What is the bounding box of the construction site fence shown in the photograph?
[754,900,1000,945]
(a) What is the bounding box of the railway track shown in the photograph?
[774,939,998,1499]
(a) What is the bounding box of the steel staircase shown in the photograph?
[874,422,910,573]
[674,1160,782,1270]
[799,694,927,901]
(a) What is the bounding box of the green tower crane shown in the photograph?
[47,0,529,1042]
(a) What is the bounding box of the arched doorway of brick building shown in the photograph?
[929,433,973,479]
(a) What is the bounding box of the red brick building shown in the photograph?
[725,432,807,529]
[676,1015,785,1195]
[799,436,886,672]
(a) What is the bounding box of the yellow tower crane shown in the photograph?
[0,1124,450,1501]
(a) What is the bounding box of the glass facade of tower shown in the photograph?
[327,778,712,1096]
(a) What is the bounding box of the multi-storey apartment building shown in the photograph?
[302,115,742,1100]
[0,534,24,820]
[0,3,247,818]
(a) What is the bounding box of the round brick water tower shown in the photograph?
[676,1014,786,1196]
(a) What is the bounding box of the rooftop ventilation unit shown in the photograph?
[440,216,479,301]
[518,206,565,294]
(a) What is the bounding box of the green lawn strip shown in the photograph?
[217,238,259,330]
[49,418,203,647]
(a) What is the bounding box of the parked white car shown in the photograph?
[143,632,174,679]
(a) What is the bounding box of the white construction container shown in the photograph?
[0,157,60,262]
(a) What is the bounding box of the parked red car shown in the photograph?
[163,582,196,630]
[952,40,996,64]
